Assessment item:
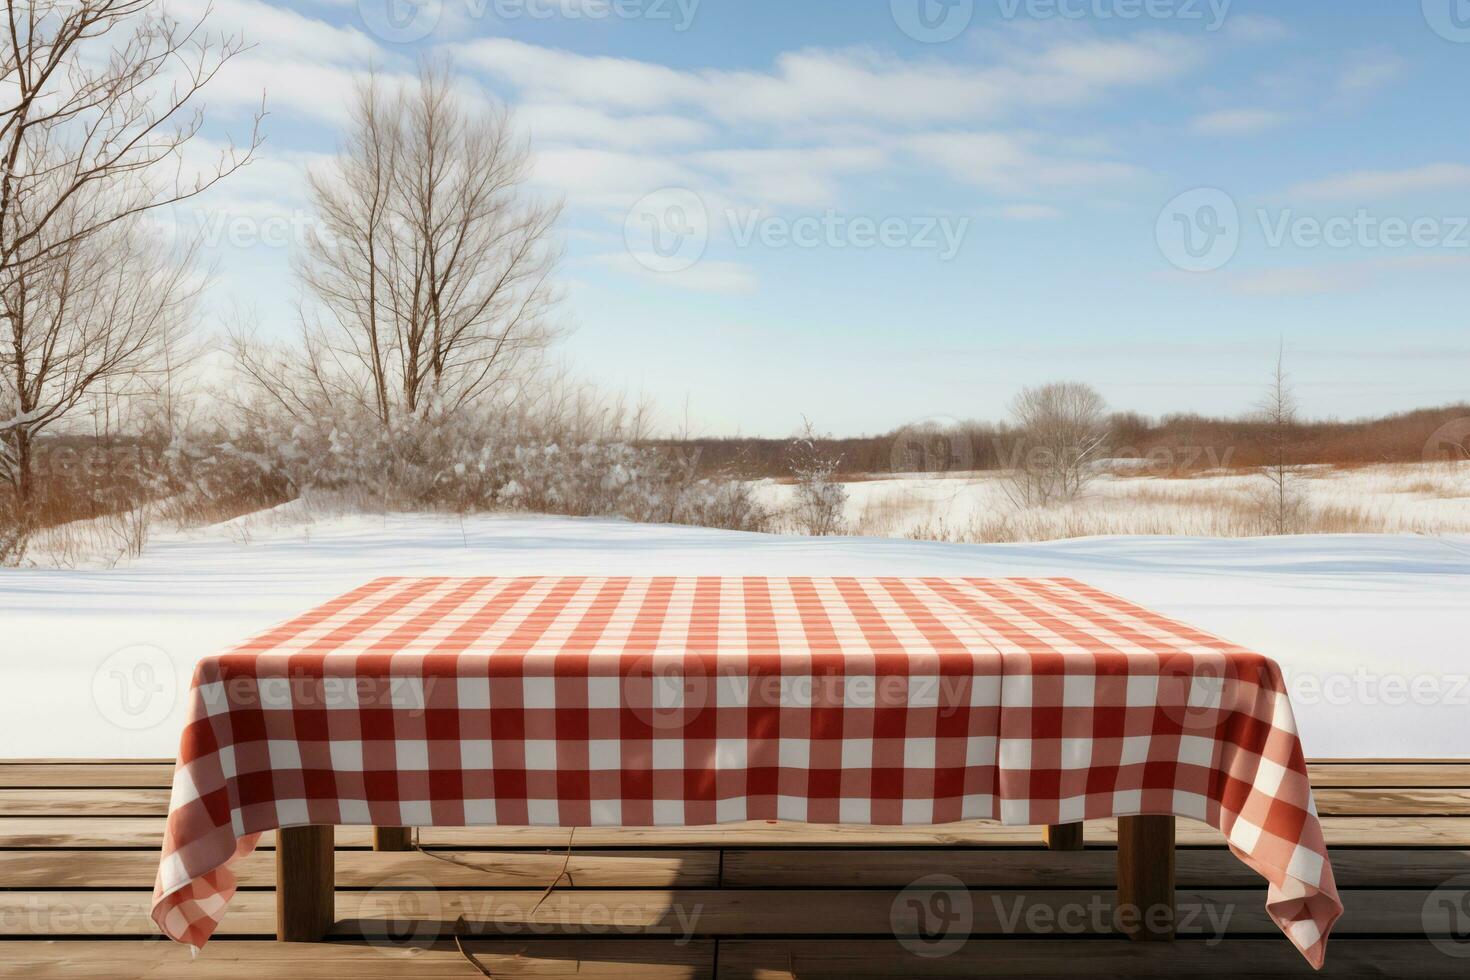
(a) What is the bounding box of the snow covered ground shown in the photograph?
[756,462,1470,540]
[3,501,1467,759]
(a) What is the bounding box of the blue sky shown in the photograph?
[173,0,1470,435]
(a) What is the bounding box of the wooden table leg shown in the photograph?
[1043,822,1084,851]
[277,825,334,942]
[1117,814,1175,940]
[374,826,413,851]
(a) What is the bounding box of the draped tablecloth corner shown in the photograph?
[151,575,1343,966]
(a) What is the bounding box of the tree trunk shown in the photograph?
[14,428,32,507]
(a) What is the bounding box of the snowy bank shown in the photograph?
[2,508,1467,758]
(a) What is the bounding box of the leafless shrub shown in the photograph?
[788,419,848,536]
[1001,381,1109,507]
[106,505,149,559]
[852,487,928,537]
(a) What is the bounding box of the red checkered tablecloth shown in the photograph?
[152,576,1341,966]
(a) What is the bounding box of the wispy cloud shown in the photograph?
[903,131,1144,196]
[1221,14,1291,42]
[999,204,1064,221]
[1336,53,1405,96]
[1223,255,1470,296]
[1191,108,1290,136]
[590,252,759,295]
[452,34,1202,127]
[1286,163,1470,200]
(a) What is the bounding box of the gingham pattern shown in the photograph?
[152,576,1341,966]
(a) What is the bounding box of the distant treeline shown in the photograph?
[654,403,1470,479]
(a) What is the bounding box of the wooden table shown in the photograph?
[276,818,1177,942]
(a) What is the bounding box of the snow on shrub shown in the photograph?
[168,401,772,532]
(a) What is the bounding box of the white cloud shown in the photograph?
[446,31,1187,225]
[518,104,711,148]
[590,252,759,295]
[204,57,382,125]
[162,0,381,64]
[904,131,1144,196]
[529,148,699,210]
[1191,108,1289,136]
[999,204,1064,221]
[689,147,888,208]
[455,40,691,112]
[454,34,1201,127]
[1337,54,1405,96]
[1225,256,1470,296]
[1221,14,1290,42]
[1287,163,1470,201]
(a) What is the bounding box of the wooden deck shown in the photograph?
[2,760,1467,977]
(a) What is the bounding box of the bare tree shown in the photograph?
[237,61,561,427]
[1003,381,1109,507]
[0,0,259,512]
[788,417,847,536]
[1,215,204,501]
[1255,342,1306,534]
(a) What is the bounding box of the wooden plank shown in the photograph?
[0,938,1460,980]
[1117,816,1174,941]
[0,789,171,815]
[1306,763,1470,787]
[717,938,1470,978]
[0,849,719,888]
[5,815,1468,849]
[8,786,1467,817]
[276,826,333,942]
[0,940,715,979]
[0,759,174,766]
[720,847,1470,888]
[0,764,176,788]
[1,887,1461,937]
[1311,789,1470,815]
